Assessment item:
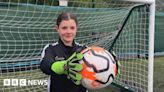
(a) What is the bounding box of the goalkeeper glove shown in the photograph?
[51,52,83,85]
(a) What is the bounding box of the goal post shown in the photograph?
[0,0,155,92]
[108,0,155,92]
[126,1,155,92]
[148,1,155,92]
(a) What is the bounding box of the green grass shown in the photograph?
[90,56,164,92]
[153,56,164,92]
[0,56,163,92]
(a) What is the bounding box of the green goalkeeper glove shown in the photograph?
[51,52,83,85]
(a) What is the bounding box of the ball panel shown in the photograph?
[80,62,96,81]
[80,46,117,89]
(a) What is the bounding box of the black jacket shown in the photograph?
[40,39,87,92]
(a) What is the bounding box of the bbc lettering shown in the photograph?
[3,79,26,86]
[3,79,10,86]
[3,79,47,86]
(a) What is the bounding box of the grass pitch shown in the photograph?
[0,56,163,92]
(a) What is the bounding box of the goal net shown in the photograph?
[0,0,155,92]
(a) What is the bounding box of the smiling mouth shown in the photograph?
[66,35,73,38]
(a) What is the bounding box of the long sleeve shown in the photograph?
[40,44,55,75]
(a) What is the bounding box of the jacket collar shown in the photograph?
[58,38,76,48]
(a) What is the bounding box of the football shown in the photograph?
[80,46,117,89]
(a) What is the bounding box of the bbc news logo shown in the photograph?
[3,79,48,86]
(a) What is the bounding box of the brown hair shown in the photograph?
[56,12,78,26]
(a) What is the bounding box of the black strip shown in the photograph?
[105,50,116,64]
[83,50,109,73]
[0,65,39,73]
[95,74,114,84]
[82,49,116,84]
[0,60,40,73]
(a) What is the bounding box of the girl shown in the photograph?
[40,12,87,92]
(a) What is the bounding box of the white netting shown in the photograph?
[0,0,154,92]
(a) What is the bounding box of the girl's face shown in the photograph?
[56,19,77,46]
